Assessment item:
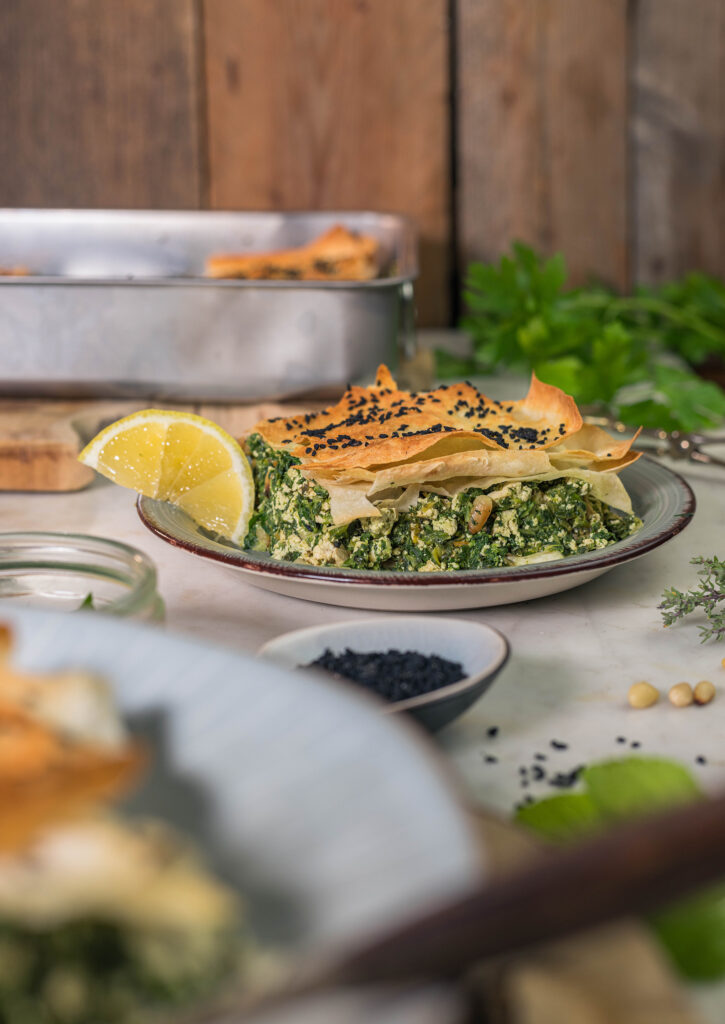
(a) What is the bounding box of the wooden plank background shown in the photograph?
[457,0,629,291]
[632,0,725,285]
[0,0,723,324]
[203,0,450,326]
[0,0,202,208]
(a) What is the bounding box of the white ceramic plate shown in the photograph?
[0,607,479,958]
[138,457,695,612]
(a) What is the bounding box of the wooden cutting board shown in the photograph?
[0,401,105,492]
[0,353,431,492]
[0,399,318,492]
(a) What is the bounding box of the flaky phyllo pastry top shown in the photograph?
[252,366,641,527]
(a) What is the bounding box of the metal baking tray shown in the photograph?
[0,209,417,401]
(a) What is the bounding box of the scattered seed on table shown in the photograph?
[532,765,546,781]
[550,740,569,751]
[630,741,641,749]
[520,779,529,789]
[518,766,528,775]
[616,736,627,744]
[534,752,547,762]
[628,682,659,709]
[486,726,499,738]
[696,755,708,765]
[669,682,694,708]
[484,755,498,764]
[694,681,716,706]
[549,766,583,789]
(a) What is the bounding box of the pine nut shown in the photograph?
[628,682,659,709]
[669,683,694,708]
[694,680,716,706]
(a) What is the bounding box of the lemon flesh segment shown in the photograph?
[87,421,168,496]
[162,424,235,501]
[176,468,253,541]
[79,411,255,545]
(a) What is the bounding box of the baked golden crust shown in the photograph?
[253,365,586,470]
[0,626,144,853]
[205,223,381,281]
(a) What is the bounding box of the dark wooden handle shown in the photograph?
[330,792,725,986]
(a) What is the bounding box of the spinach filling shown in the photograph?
[0,918,237,1024]
[244,434,641,572]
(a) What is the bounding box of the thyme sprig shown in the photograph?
[660,556,725,642]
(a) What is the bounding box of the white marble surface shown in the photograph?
[2,448,723,813]
[1,361,725,1017]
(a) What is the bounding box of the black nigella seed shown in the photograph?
[531,765,546,781]
[549,765,584,789]
[696,755,707,765]
[487,726,499,738]
[616,736,627,744]
[518,766,528,775]
[484,755,498,764]
[306,648,465,703]
[550,739,569,751]
[534,752,547,762]
[630,741,641,749]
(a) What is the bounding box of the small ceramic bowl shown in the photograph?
[258,616,509,732]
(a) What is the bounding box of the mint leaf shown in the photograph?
[515,793,600,842]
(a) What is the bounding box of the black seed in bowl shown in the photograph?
[306,648,466,703]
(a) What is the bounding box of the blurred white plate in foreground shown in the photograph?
[0,607,480,1021]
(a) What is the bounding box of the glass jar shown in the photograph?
[0,532,164,621]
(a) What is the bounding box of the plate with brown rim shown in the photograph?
[137,457,695,612]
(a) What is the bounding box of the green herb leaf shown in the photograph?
[514,756,725,980]
[660,556,725,642]
[447,244,725,432]
[652,889,725,980]
[434,349,477,379]
[78,592,95,610]
[515,793,601,842]
[532,356,586,398]
[626,366,725,432]
[582,757,702,820]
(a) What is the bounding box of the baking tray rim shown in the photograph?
[0,207,418,289]
[0,273,416,290]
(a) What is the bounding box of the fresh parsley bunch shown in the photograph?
[660,556,725,643]
[440,243,725,431]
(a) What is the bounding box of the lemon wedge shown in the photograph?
[79,410,255,544]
